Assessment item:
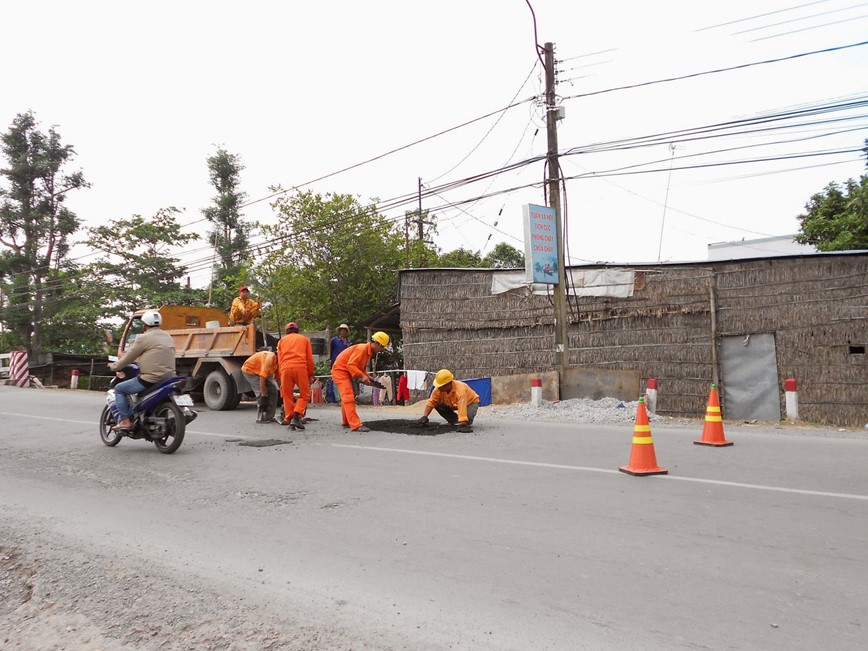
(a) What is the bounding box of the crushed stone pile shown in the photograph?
[484,397,653,425]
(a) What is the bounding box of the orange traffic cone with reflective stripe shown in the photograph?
[619,397,668,476]
[694,383,733,447]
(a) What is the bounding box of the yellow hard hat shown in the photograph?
[371,331,390,347]
[433,369,454,387]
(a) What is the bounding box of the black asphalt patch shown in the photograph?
[363,419,451,435]
[238,439,294,447]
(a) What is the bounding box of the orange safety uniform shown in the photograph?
[229,296,261,325]
[276,333,315,421]
[331,342,376,430]
[241,350,278,379]
[426,380,480,424]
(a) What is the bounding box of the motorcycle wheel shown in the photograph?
[99,405,123,447]
[152,400,186,454]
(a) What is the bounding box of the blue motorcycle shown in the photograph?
[100,364,197,454]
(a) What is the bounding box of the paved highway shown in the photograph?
[1,384,866,649]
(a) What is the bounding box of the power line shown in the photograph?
[559,40,868,102]
[732,1,868,34]
[750,13,868,42]
[695,0,832,31]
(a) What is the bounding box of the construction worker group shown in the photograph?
[235,284,479,433]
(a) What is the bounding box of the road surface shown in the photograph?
[1,384,867,649]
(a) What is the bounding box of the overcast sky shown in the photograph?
[3,0,867,287]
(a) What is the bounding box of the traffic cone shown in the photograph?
[694,383,733,447]
[619,397,668,476]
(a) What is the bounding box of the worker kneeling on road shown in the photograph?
[332,331,390,433]
[276,322,315,430]
[414,369,479,433]
[241,347,280,424]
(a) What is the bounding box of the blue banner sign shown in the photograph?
[523,203,559,284]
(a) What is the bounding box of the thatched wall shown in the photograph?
[399,253,867,426]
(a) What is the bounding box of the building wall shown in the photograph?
[399,254,867,426]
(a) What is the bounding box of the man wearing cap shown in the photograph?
[413,369,480,433]
[327,323,350,403]
[241,347,280,424]
[331,332,390,432]
[276,321,315,430]
[229,286,261,326]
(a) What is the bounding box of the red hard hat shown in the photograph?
[239,285,249,292]
[285,322,299,332]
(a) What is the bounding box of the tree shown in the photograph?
[482,242,525,268]
[795,178,868,251]
[795,140,868,251]
[82,207,203,317]
[0,111,88,357]
[434,242,525,268]
[437,247,483,267]
[202,147,249,307]
[257,191,405,334]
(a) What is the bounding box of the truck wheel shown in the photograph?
[203,369,237,411]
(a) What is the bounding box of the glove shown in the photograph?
[370,380,386,390]
[410,416,429,428]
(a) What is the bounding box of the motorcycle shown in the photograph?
[100,363,197,454]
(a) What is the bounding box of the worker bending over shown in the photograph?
[276,322,315,430]
[331,332,390,432]
[414,369,479,432]
[241,347,280,424]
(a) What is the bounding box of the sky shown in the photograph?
[2,0,867,288]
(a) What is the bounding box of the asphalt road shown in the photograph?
[2,384,867,650]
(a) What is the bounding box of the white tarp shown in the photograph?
[491,270,635,298]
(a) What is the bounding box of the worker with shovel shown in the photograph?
[413,369,479,433]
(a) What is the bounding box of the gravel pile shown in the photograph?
[485,397,652,425]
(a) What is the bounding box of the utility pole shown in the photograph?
[417,177,424,242]
[545,42,569,378]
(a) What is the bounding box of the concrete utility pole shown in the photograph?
[417,177,424,242]
[545,42,569,378]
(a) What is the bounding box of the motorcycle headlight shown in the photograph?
[105,389,116,405]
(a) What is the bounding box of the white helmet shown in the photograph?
[141,310,162,327]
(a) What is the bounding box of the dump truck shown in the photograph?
[117,305,327,411]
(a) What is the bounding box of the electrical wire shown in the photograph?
[559,40,868,102]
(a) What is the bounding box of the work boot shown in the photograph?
[352,426,370,433]
[290,413,305,430]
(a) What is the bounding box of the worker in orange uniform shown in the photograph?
[241,347,280,423]
[276,322,315,430]
[229,286,261,326]
[331,331,390,432]
[413,369,480,433]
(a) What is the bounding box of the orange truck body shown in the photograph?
[118,305,260,411]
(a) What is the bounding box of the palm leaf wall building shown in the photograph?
[397,251,867,427]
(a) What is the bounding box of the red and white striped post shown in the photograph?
[70,368,80,390]
[8,350,29,388]
[784,378,799,420]
[645,378,658,415]
[530,378,542,407]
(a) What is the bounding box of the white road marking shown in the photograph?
[0,412,240,439]
[333,444,868,502]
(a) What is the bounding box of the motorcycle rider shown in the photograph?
[108,310,176,430]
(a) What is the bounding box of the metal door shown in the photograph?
[720,333,781,421]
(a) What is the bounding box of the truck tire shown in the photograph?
[203,369,237,411]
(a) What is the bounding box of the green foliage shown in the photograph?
[437,247,484,267]
[0,110,88,356]
[434,242,525,268]
[482,241,525,268]
[257,190,404,335]
[795,177,868,252]
[82,207,201,315]
[202,148,250,305]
